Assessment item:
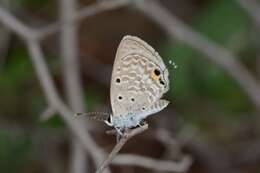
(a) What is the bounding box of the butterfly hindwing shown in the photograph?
[110,36,170,118]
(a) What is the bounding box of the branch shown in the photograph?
[112,154,193,173]
[37,0,131,39]
[0,4,107,168]
[60,0,85,113]
[0,0,131,41]
[59,0,89,172]
[134,0,260,111]
[0,5,36,40]
[236,0,260,29]
[0,0,15,69]
[155,128,184,159]
[258,54,260,78]
[96,124,149,173]
[236,0,260,79]
[26,39,106,167]
[39,106,56,121]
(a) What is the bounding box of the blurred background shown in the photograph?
[0,0,260,173]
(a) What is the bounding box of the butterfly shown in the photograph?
[76,35,170,135]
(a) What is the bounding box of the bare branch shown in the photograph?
[60,0,85,113]
[39,106,56,121]
[236,0,260,79]
[113,154,193,173]
[155,128,184,160]
[258,54,260,78]
[59,0,89,172]
[96,124,149,173]
[0,0,16,69]
[37,0,131,39]
[0,5,36,40]
[26,39,106,167]
[0,0,131,41]
[236,0,260,29]
[134,0,260,111]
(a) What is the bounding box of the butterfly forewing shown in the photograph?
[110,36,170,117]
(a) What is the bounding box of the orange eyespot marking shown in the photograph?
[150,69,160,81]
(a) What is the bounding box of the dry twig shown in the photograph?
[96,124,149,173]
[236,0,260,79]
[37,0,131,39]
[59,0,89,172]
[26,39,106,167]
[39,106,56,121]
[0,5,37,40]
[236,0,260,29]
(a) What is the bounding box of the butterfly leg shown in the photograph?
[115,127,124,143]
[115,127,123,136]
[116,133,122,143]
[138,120,147,127]
[105,129,117,135]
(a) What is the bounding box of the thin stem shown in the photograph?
[0,5,37,40]
[26,39,105,167]
[96,125,149,173]
[59,0,89,172]
[236,0,260,29]
[36,0,131,39]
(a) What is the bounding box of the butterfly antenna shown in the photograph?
[74,112,110,121]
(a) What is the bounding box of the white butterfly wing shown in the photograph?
[110,35,169,117]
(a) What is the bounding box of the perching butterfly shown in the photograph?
[76,35,170,135]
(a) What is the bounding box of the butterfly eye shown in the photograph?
[131,98,135,102]
[154,69,161,76]
[118,96,123,100]
[142,107,146,111]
